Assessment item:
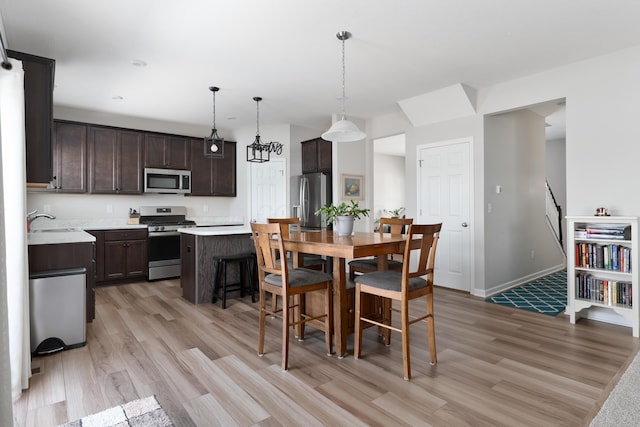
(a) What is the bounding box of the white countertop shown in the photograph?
[28,217,246,243]
[178,225,251,236]
[27,230,96,245]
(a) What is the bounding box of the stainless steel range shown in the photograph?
[139,206,196,280]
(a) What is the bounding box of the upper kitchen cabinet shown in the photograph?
[189,139,237,196]
[52,120,87,193]
[88,126,144,194]
[8,50,55,184]
[301,137,332,174]
[144,133,191,170]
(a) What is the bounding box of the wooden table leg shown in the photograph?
[333,257,348,357]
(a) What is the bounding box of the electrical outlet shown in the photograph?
[531,250,535,259]
[487,203,492,213]
[43,204,51,213]
[107,204,113,213]
[203,205,209,213]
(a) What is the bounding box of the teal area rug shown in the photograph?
[487,270,567,316]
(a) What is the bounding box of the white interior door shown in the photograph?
[418,139,472,292]
[250,158,287,223]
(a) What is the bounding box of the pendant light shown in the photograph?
[321,31,366,143]
[246,96,270,163]
[204,86,224,158]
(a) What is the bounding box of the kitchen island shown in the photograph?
[179,225,254,304]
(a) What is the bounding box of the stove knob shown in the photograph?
[160,226,165,232]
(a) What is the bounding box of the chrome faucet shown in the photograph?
[26,209,56,232]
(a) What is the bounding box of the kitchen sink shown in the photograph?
[30,228,81,233]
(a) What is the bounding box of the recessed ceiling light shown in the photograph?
[112,95,124,100]
[225,116,236,120]
[131,59,147,67]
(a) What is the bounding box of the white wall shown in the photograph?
[546,138,566,249]
[373,153,405,220]
[484,110,564,294]
[366,45,640,294]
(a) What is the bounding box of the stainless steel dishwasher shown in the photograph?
[29,267,86,355]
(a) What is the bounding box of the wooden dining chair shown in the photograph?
[250,222,333,371]
[348,217,413,281]
[267,217,328,315]
[354,223,442,380]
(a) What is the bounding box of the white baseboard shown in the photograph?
[477,263,566,298]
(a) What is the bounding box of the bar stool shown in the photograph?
[212,253,257,309]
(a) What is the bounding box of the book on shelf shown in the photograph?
[575,272,632,307]
[585,224,631,240]
[574,242,631,272]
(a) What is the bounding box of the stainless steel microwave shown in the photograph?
[144,168,191,194]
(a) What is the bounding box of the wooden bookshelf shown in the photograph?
[567,216,639,337]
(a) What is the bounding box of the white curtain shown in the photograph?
[0,57,31,402]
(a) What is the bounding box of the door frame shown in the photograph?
[416,137,475,294]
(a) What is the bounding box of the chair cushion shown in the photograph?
[354,270,427,292]
[264,268,332,288]
[348,258,403,270]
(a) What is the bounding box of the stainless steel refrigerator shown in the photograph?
[291,172,332,230]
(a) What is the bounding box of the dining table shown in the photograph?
[284,230,418,357]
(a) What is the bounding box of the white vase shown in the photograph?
[335,215,355,236]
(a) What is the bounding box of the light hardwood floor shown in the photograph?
[12,278,640,426]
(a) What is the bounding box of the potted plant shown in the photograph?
[384,207,405,218]
[315,200,370,236]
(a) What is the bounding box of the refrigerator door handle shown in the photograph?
[301,176,309,223]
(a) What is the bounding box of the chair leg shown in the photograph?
[221,261,228,309]
[258,286,266,356]
[298,294,306,340]
[212,260,220,303]
[354,285,363,359]
[282,292,290,371]
[426,289,437,365]
[248,257,256,303]
[324,282,333,356]
[401,298,411,380]
[382,297,392,346]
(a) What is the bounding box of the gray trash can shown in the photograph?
[29,267,86,355]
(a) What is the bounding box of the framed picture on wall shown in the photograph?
[341,174,364,200]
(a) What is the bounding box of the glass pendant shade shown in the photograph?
[321,117,366,142]
[322,30,366,143]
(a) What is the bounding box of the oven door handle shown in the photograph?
[148,231,182,237]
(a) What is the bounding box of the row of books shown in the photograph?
[575,243,632,272]
[575,223,631,240]
[575,272,633,307]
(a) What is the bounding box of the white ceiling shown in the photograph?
[1,1,639,139]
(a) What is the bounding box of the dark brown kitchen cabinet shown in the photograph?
[8,50,55,184]
[103,229,147,280]
[301,137,332,174]
[189,139,237,196]
[28,242,95,322]
[144,134,191,170]
[88,126,144,194]
[52,121,87,193]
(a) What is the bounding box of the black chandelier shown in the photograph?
[204,86,224,158]
[246,96,283,163]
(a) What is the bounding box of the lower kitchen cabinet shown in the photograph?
[28,242,96,322]
[103,229,148,281]
[88,229,147,283]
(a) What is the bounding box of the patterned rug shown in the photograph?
[59,395,173,427]
[486,270,567,316]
